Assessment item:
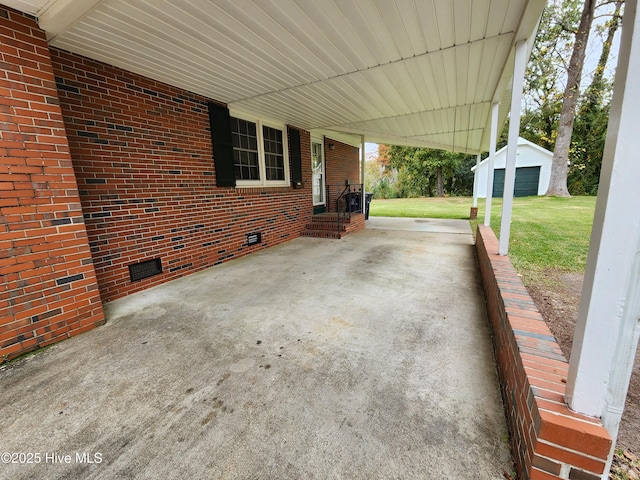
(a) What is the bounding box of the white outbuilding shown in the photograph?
[472,137,553,198]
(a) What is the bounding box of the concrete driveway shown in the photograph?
[1,218,512,479]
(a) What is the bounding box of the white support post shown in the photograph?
[360,135,366,213]
[472,153,481,208]
[565,1,640,475]
[602,245,640,476]
[498,41,527,255]
[484,102,500,226]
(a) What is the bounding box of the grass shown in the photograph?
[370,196,596,283]
[370,197,479,219]
[0,344,54,367]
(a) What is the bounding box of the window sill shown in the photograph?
[236,181,289,187]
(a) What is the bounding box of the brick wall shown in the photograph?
[50,48,313,302]
[0,8,104,362]
[476,225,611,480]
[325,139,360,213]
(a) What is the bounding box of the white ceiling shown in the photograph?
[2,0,545,154]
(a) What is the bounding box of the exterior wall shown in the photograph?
[324,138,360,212]
[474,162,489,198]
[474,139,553,198]
[0,8,104,362]
[50,48,313,302]
[476,225,611,480]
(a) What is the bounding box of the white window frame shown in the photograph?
[230,110,290,188]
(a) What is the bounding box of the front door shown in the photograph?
[311,139,325,213]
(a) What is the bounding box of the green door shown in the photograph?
[492,169,505,198]
[492,166,540,197]
[514,166,540,196]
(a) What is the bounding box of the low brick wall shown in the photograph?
[475,225,611,480]
[349,212,365,234]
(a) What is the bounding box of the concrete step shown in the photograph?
[305,222,348,231]
[311,213,353,223]
[302,212,365,240]
[300,229,343,239]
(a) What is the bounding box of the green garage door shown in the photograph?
[492,166,541,197]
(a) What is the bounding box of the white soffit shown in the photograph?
[1,0,545,154]
[1,0,49,15]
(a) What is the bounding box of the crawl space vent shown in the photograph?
[129,258,162,282]
[246,232,261,246]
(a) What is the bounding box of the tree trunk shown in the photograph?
[584,0,623,109]
[547,0,597,197]
[436,166,444,197]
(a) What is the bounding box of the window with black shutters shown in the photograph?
[229,113,289,187]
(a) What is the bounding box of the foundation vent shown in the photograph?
[129,258,162,282]
[246,232,261,246]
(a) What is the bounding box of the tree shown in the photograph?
[365,147,399,199]
[521,0,582,151]
[388,146,431,197]
[449,157,477,196]
[569,0,623,194]
[547,0,597,196]
[518,0,623,195]
[583,0,623,108]
[387,146,471,197]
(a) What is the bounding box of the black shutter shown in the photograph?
[289,127,303,187]
[208,103,236,187]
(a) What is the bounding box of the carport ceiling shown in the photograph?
[3,0,545,154]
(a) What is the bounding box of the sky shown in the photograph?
[365,142,378,156]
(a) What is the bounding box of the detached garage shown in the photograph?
[472,137,553,198]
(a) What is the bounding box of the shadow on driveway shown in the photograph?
[1,218,512,479]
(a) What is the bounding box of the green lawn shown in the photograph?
[370,196,596,282]
[370,197,479,219]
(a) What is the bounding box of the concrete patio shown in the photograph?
[0,218,512,479]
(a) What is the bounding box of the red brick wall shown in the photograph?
[475,225,611,480]
[50,48,313,302]
[324,139,360,212]
[0,8,104,362]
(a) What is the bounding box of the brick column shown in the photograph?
[0,7,104,362]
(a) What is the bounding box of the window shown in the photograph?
[263,126,285,181]
[230,114,289,187]
[231,118,259,180]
